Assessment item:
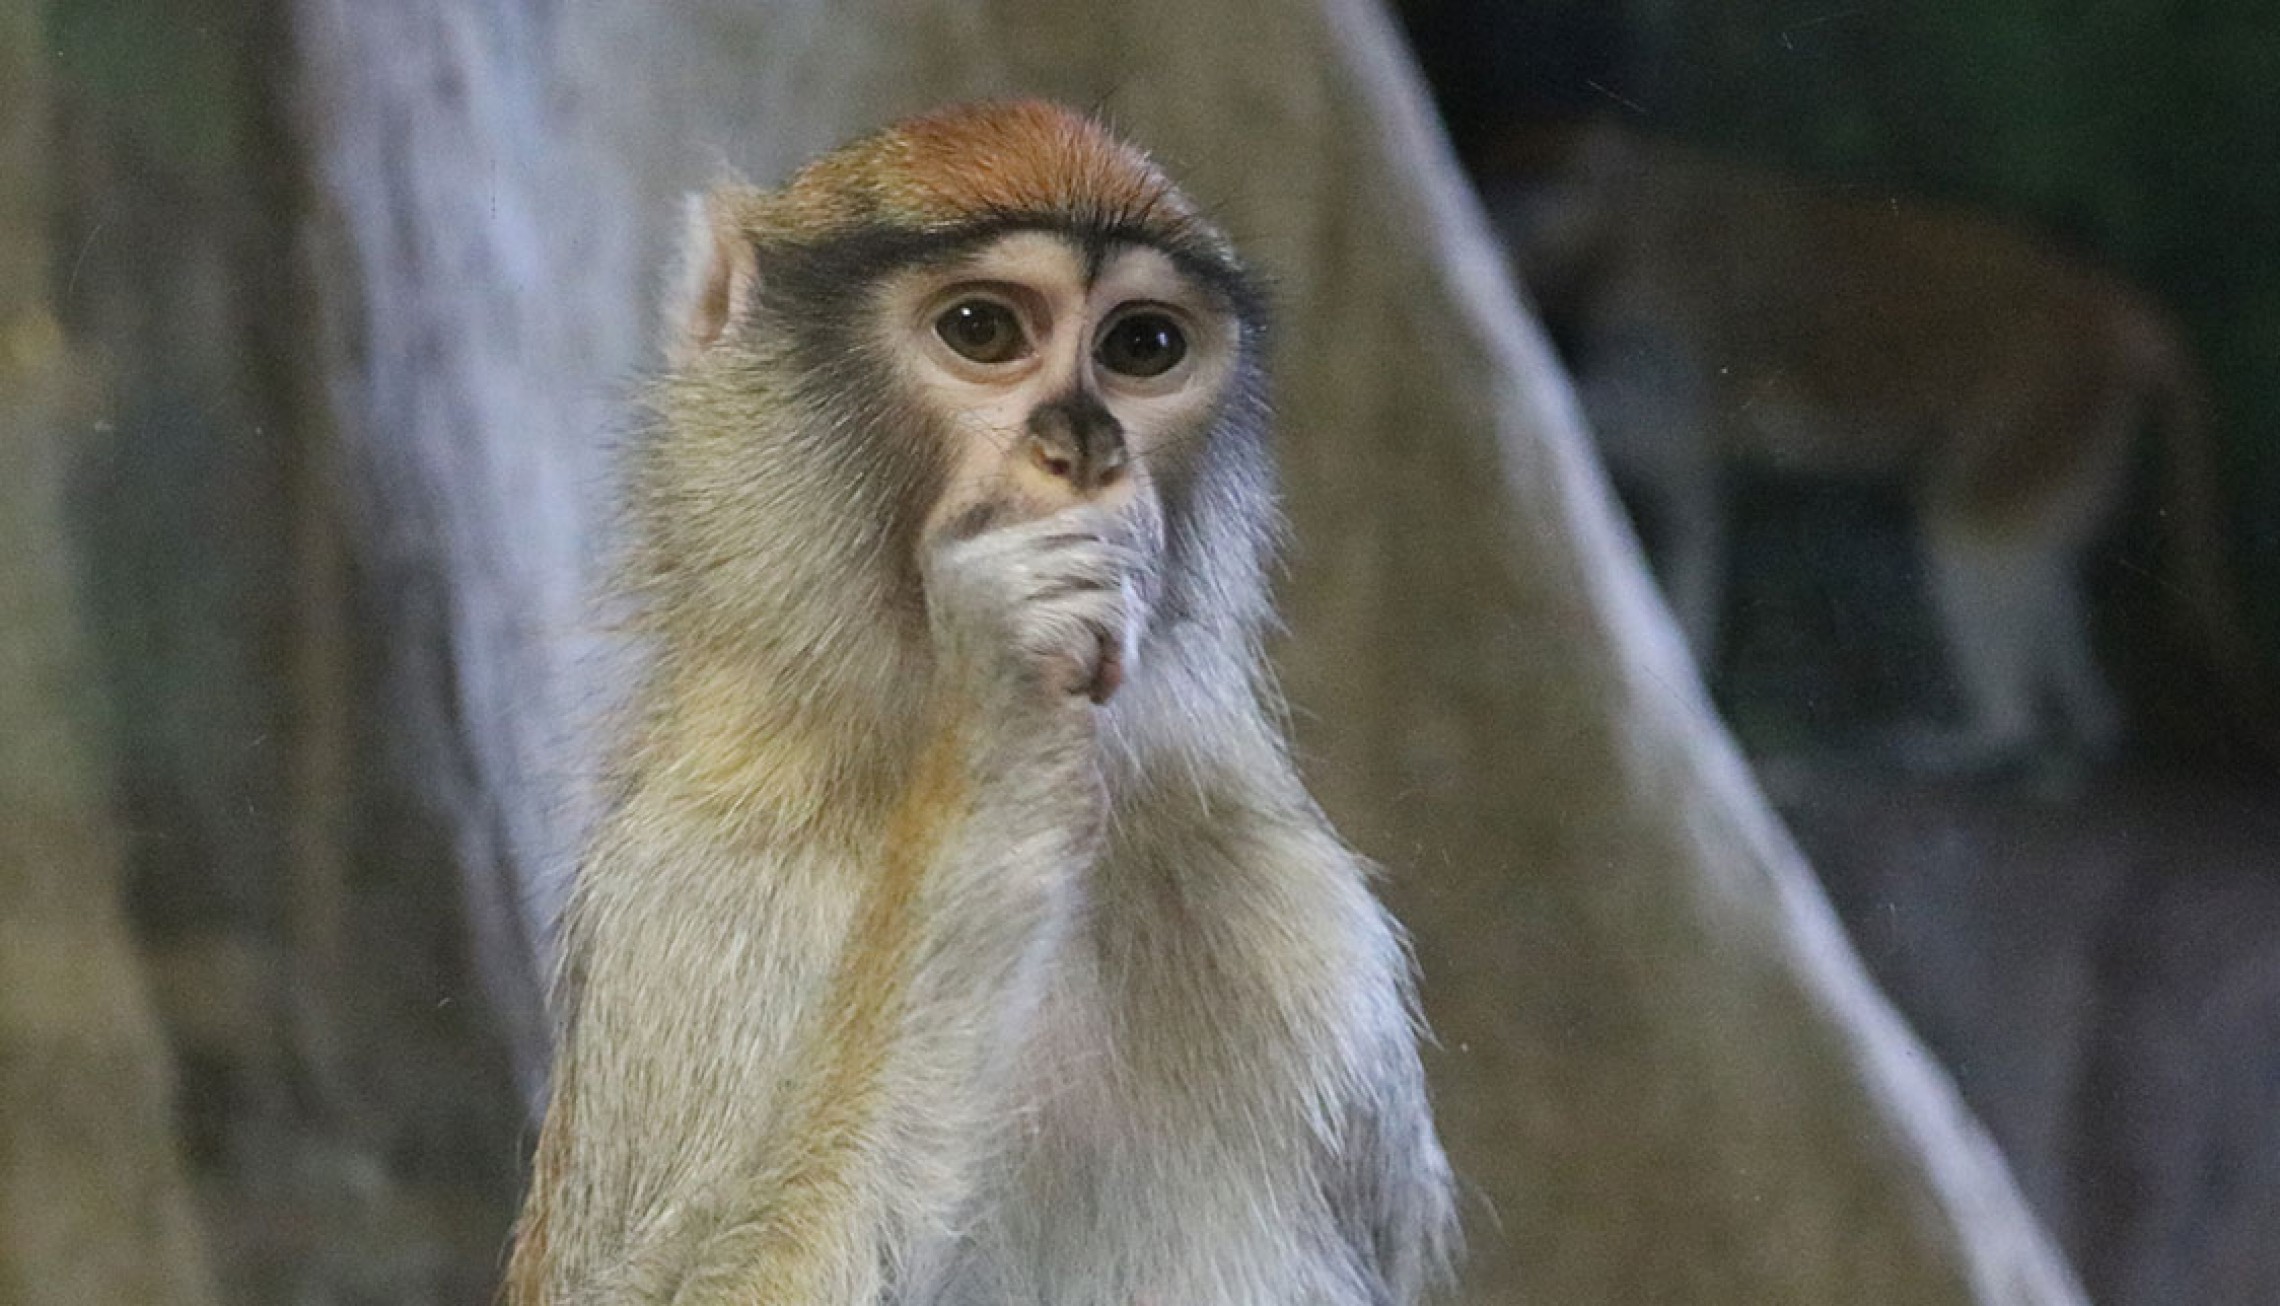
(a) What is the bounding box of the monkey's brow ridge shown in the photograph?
[767,211,1261,317]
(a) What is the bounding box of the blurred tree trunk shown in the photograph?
[44,0,527,1300]
[0,6,219,1303]
[280,2,2088,1301]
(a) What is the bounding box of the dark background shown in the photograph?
[1401,0,2280,757]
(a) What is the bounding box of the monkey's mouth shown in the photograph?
[1085,633,1127,705]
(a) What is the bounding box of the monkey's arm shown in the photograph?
[1062,644,1454,1304]
[1244,817,1456,1304]
[527,512,1139,1305]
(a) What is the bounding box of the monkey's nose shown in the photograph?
[1025,393,1128,494]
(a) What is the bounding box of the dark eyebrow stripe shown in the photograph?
[758,212,1263,322]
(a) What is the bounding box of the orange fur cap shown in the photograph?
[760,100,1224,253]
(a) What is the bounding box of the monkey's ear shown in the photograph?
[664,184,767,366]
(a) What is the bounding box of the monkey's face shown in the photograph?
[875,230,1239,540]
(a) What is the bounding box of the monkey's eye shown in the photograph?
[934,299,1029,365]
[1096,312,1187,379]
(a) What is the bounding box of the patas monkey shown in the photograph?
[502,102,1454,1304]
[1481,121,2255,768]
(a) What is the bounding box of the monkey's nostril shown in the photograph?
[1031,444,1076,481]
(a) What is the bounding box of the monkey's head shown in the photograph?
[635,101,1276,706]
